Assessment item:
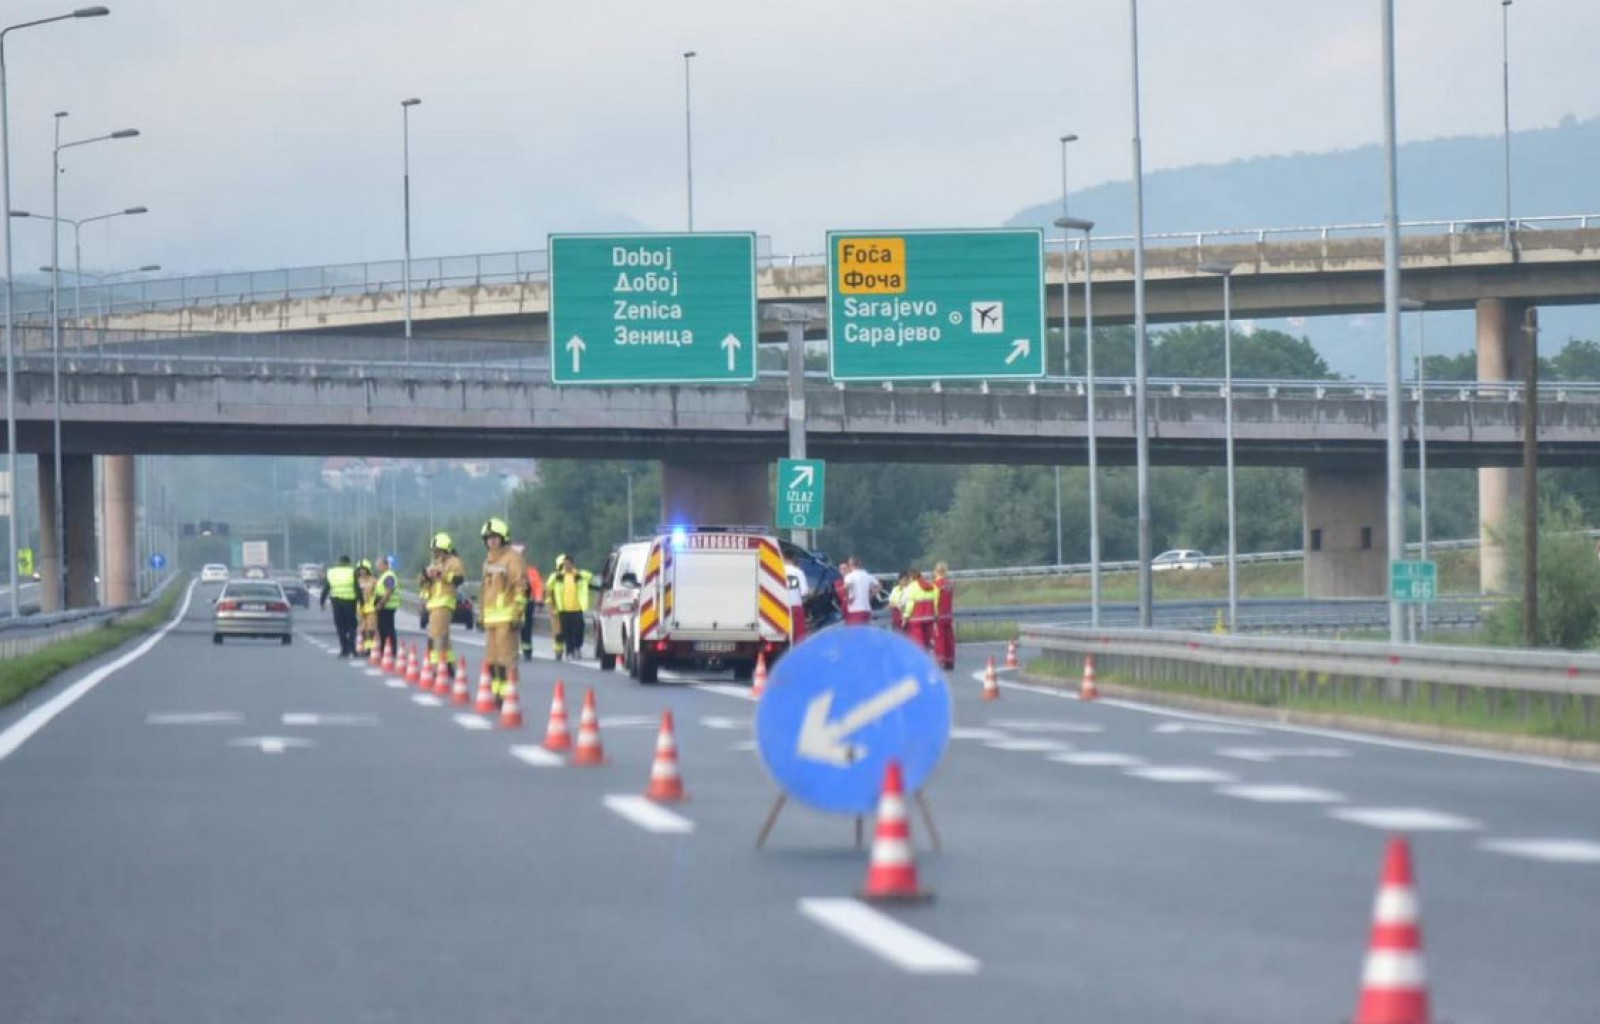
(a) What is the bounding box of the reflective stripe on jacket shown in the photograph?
[481,547,528,626]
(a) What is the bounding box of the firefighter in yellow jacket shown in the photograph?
[478,518,528,701]
[419,532,467,680]
[355,559,379,655]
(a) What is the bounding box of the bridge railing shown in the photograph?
[10,213,1595,322]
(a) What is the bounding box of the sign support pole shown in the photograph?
[785,317,809,548]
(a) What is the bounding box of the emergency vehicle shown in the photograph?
[599,526,794,684]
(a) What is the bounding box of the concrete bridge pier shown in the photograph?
[1303,467,1386,597]
[660,461,769,531]
[1477,298,1530,593]
[37,453,98,611]
[102,454,136,606]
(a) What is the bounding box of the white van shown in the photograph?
[595,541,653,673]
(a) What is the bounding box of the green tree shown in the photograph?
[507,461,658,574]
[816,463,960,571]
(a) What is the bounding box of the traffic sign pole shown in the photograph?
[785,316,809,548]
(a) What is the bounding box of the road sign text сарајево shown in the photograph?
[828,229,1045,382]
[549,233,757,385]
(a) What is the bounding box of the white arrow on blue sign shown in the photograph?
[755,627,951,815]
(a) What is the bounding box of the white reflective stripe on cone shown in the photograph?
[878,795,907,820]
[871,839,914,867]
[1373,886,1420,924]
[1361,951,1427,987]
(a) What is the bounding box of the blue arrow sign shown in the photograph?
[756,626,951,815]
[149,553,166,571]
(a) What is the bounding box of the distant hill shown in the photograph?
[1009,115,1600,378]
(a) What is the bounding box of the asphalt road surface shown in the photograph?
[2,580,1597,1023]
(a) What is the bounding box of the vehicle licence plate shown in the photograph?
[694,642,736,653]
[243,603,266,611]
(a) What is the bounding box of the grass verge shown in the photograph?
[955,620,1019,644]
[0,579,187,709]
[1028,652,1600,744]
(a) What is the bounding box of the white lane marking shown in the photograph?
[454,714,492,731]
[0,581,197,763]
[604,794,695,834]
[1216,746,1349,764]
[410,694,444,707]
[228,736,313,755]
[146,712,243,725]
[1478,838,1600,864]
[731,740,758,751]
[992,669,1600,777]
[700,716,749,731]
[509,745,564,768]
[1153,722,1260,736]
[694,683,758,702]
[1218,784,1347,804]
[281,713,379,727]
[798,898,979,975]
[1328,807,1481,832]
[950,727,1008,741]
[363,669,385,678]
[600,714,661,729]
[383,678,408,689]
[1125,765,1238,784]
[985,738,1071,753]
[988,719,1104,734]
[1048,751,1147,768]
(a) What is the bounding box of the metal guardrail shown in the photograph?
[0,573,181,661]
[967,596,1491,634]
[10,212,1595,320]
[1019,622,1600,728]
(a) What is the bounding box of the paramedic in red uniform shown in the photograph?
[931,560,956,670]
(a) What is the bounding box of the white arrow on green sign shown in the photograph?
[549,232,758,385]
[777,458,825,530]
[827,228,1045,382]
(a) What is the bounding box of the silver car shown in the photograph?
[212,580,293,645]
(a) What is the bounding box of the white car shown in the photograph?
[1151,549,1214,572]
[200,563,230,583]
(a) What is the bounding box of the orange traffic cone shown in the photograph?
[982,656,1001,700]
[498,678,524,729]
[750,651,769,698]
[644,710,688,802]
[571,687,605,766]
[404,644,420,686]
[433,656,453,696]
[1354,837,1432,1024]
[451,658,470,706]
[1080,655,1100,701]
[859,759,929,902]
[368,640,380,667]
[1005,637,1019,670]
[380,639,395,675]
[473,665,497,714]
[419,656,437,692]
[542,681,572,752]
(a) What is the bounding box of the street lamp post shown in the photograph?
[623,469,635,539]
[46,120,138,609]
[0,4,110,618]
[1199,262,1238,632]
[1382,0,1406,645]
[683,51,697,231]
[1056,216,1098,626]
[1055,133,1078,568]
[401,97,420,359]
[1402,297,1428,638]
[1501,0,1513,251]
[42,261,159,318]
[18,205,149,333]
[1128,0,1153,627]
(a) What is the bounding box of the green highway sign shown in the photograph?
[549,233,757,385]
[1390,560,1438,603]
[776,458,825,530]
[827,228,1045,382]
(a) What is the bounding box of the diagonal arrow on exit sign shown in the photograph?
[790,464,815,489]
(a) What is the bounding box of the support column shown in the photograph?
[660,461,769,528]
[1303,467,1386,598]
[40,453,98,609]
[1477,297,1528,593]
[103,454,136,607]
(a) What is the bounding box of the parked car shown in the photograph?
[212,580,292,645]
[243,565,269,580]
[453,586,478,629]
[1152,549,1214,572]
[298,562,325,586]
[200,563,229,583]
[279,580,311,608]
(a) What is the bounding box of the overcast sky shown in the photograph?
[3,0,1595,277]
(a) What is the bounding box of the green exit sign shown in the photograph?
[549,233,757,385]
[777,458,825,529]
[826,228,1045,382]
[1390,560,1437,603]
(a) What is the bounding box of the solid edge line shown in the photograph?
[603,794,695,834]
[798,898,979,975]
[0,580,197,762]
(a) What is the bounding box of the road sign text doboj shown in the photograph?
[549,233,757,385]
[828,229,1045,381]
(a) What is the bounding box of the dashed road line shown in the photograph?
[1125,765,1238,784]
[1477,838,1600,864]
[145,712,243,725]
[1218,784,1346,804]
[985,738,1071,753]
[604,794,695,834]
[1216,746,1348,764]
[509,745,564,768]
[988,718,1103,734]
[694,683,758,702]
[453,714,492,731]
[383,678,408,689]
[1153,722,1259,736]
[798,898,979,975]
[410,694,444,708]
[281,713,378,727]
[1328,807,1480,832]
[1047,751,1147,768]
[700,716,748,730]
[950,727,1008,741]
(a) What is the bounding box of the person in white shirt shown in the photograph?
[841,556,880,625]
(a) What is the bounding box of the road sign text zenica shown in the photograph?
[549,233,757,385]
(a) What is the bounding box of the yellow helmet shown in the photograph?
[431,532,454,552]
[481,518,510,542]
